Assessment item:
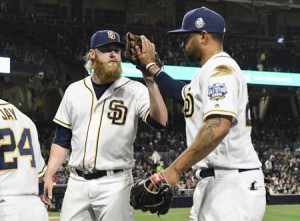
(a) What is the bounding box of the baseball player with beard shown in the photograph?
[43,30,167,221]
[0,99,48,221]
[132,7,266,221]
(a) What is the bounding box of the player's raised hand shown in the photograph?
[134,35,156,67]
[136,36,162,81]
[123,32,163,75]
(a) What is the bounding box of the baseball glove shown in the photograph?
[123,32,163,71]
[130,172,173,215]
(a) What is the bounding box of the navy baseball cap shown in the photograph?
[90,30,125,48]
[168,7,225,34]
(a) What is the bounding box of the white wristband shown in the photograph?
[145,62,156,71]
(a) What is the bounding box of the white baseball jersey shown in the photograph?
[0,99,47,196]
[53,76,150,170]
[182,52,262,169]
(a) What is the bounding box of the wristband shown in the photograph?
[38,182,44,195]
[145,62,156,71]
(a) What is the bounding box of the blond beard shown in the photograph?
[93,61,122,84]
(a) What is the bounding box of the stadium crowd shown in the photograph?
[27,26,300,73]
[1,11,300,73]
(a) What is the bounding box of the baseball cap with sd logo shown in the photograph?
[90,30,125,49]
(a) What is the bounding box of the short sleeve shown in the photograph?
[53,88,72,129]
[203,72,238,121]
[31,124,47,177]
[181,84,189,99]
[136,84,150,122]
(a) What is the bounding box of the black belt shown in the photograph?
[75,169,123,180]
[199,168,259,179]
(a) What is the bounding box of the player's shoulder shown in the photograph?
[113,77,147,97]
[0,99,19,112]
[62,77,88,96]
[214,52,239,67]
[207,52,241,75]
[0,99,36,127]
[0,99,10,106]
[116,76,146,89]
[66,77,86,90]
[209,52,234,65]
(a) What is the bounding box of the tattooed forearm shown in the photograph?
[169,115,232,174]
[185,115,231,167]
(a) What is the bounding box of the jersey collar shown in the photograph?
[84,76,131,102]
[211,51,230,60]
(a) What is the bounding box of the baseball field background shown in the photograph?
[49,205,300,221]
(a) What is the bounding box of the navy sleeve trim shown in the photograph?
[154,71,185,105]
[52,124,72,149]
[146,115,166,130]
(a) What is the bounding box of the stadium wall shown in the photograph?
[52,185,300,211]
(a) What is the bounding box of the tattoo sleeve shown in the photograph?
[171,115,231,173]
[197,116,224,152]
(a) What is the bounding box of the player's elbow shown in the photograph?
[206,114,232,138]
[147,115,168,129]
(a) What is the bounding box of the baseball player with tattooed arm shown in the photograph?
[42,29,168,221]
[129,7,266,220]
[0,99,48,221]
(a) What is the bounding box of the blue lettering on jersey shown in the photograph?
[208,83,227,101]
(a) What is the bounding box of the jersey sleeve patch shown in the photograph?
[211,65,235,77]
[204,67,239,123]
[208,83,227,101]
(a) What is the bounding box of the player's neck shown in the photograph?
[201,45,223,66]
[213,50,222,55]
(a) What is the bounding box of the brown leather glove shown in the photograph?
[123,32,163,71]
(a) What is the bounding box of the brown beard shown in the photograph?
[93,60,122,83]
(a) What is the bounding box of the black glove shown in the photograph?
[130,172,173,215]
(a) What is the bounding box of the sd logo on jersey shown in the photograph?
[183,87,194,118]
[208,83,227,101]
[108,100,128,125]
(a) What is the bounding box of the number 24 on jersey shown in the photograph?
[0,128,36,170]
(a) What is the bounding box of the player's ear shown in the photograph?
[198,31,210,46]
[199,31,207,41]
[89,49,96,59]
